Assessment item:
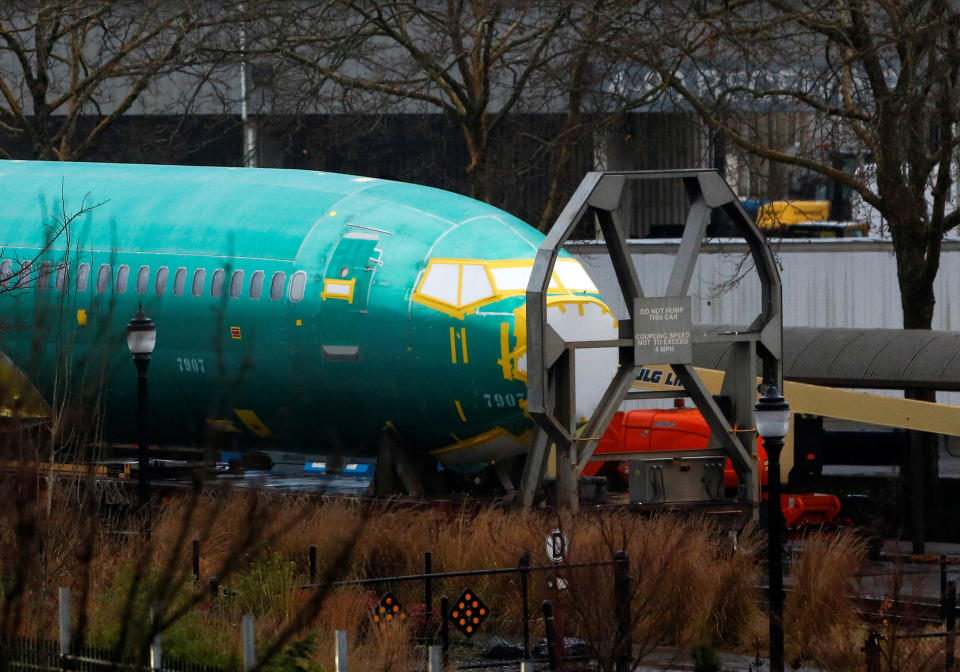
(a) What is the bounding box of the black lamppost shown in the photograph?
[125,307,156,517]
[755,384,791,672]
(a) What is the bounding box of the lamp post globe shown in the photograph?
[126,308,157,356]
[755,385,790,439]
[755,383,790,672]
[125,306,156,526]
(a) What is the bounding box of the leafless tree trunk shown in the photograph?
[607,0,960,332]
[597,0,959,536]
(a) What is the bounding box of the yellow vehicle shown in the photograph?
[754,199,869,237]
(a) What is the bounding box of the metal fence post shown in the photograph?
[209,577,219,599]
[520,552,531,661]
[614,550,632,672]
[425,550,433,635]
[58,587,70,657]
[947,580,956,672]
[150,606,162,671]
[942,555,948,618]
[243,614,256,672]
[309,545,317,584]
[864,629,881,672]
[192,539,200,582]
[440,595,450,664]
[334,629,348,672]
[542,600,558,672]
[428,645,443,672]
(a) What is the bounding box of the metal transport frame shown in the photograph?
[523,170,783,512]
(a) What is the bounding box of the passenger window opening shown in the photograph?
[192,269,206,297]
[0,259,11,288]
[339,266,349,278]
[76,263,89,292]
[17,261,32,289]
[155,267,169,296]
[96,264,110,294]
[289,271,307,303]
[115,265,129,294]
[249,270,264,300]
[55,264,66,292]
[137,266,150,295]
[37,261,51,290]
[269,271,286,300]
[229,270,244,299]
[210,269,225,298]
[173,267,186,296]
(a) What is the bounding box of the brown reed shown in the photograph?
[0,489,893,670]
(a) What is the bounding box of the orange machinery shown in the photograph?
[584,406,842,529]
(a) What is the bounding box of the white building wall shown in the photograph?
[569,238,960,405]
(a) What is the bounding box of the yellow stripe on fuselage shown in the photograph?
[430,426,531,458]
[234,409,274,438]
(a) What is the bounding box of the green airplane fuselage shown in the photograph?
[0,161,607,464]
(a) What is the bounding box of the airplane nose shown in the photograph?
[547,296,619,423]
[514,294,618,424]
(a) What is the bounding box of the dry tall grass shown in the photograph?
[0,488,771,668]
[784,530,867,671]
[3,487,931,672]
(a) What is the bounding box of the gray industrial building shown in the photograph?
[571,237,960,407]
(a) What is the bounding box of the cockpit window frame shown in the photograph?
[412,257,599,318]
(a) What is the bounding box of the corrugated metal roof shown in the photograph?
[694,326,960,390]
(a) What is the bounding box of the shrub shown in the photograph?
[785,529,867,670]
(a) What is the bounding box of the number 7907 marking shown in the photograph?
[176,357,205,374]
[483,392,523,408]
